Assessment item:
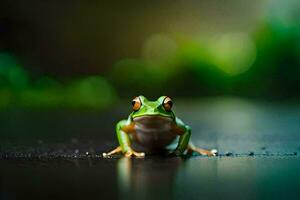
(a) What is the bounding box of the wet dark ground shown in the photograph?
[0,97,300,200]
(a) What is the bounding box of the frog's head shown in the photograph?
[130,96,175,120]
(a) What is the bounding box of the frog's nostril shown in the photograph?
[153,107,159,112]
[150,109,156,113]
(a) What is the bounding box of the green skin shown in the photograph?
[103,96,217,157]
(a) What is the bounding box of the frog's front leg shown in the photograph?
[103,120,145,158]
[172,125,191,156]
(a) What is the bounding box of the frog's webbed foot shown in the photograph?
[102,146,122,158]
[103,146,145,158]
[124,149,145,158]
[188,145,218,157]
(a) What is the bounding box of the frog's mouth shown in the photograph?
[133,115,173,128]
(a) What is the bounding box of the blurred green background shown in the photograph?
[0,0,299,110]
[1,2,300,199]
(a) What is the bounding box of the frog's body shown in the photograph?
[103,96,217,157]
[132,115,176,151]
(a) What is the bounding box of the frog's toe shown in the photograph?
[210,149,218,156]
[103,152,116,158]
[124,150,145,158]
[133,151,145,157]
[102,152,107,157]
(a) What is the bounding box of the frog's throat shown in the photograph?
[132,115,174,129]
[132,115,174,121]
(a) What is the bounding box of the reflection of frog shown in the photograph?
[116,157,183,199]
[103,96,217,157]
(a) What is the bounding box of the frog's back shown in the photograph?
[131,115,177,152]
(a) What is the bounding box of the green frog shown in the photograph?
[103,96,217,157]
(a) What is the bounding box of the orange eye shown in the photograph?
[132,97,142,111]
[163,96,173,111]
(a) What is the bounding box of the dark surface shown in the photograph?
[0,97,300,200]
[1,156,300,200]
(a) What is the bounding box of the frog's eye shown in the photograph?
[132,97,142,111]
[163,96,173,111]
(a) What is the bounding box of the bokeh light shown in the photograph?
[265,0,300,32]
[0,0,299,108]
[208,32,256,76]
[142,34,178,66]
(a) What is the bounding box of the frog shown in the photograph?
[103,96,217,157]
